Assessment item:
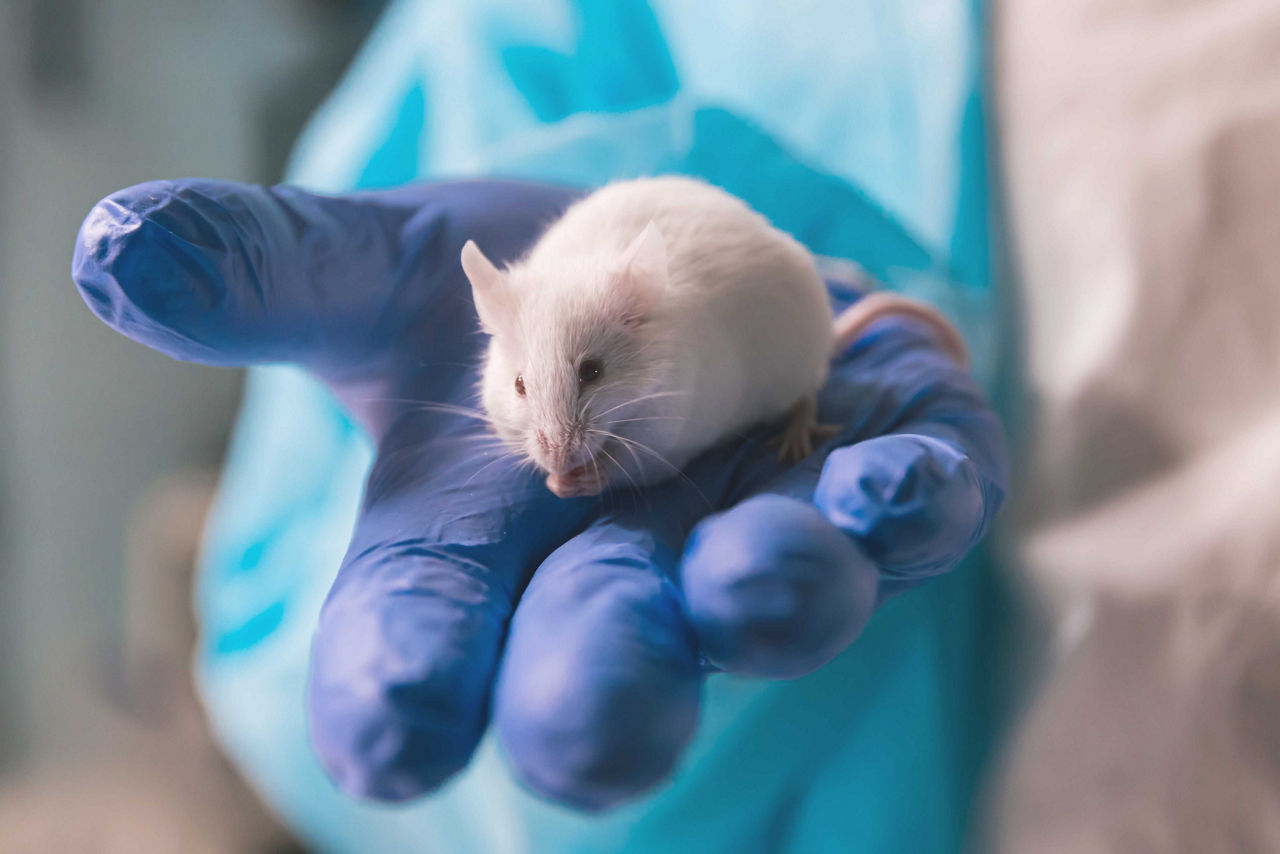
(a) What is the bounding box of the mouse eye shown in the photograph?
[514,374,526,397]
[578,358,603,385]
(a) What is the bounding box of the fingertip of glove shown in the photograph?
[500,744,664,813]
[72,191,139,324]
[71,180,233,352]
[494,658,698,810]
[680,495,879,679]
[304,577,511,805]
[496,672,699,813]
[816,437,986,576]
[306,691,476,803]
[492,554,702,811]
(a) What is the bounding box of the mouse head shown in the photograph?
[461,223,669,487]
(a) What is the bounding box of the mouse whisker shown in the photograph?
[462,452,522,487]
[607,415,692,425]
[599,435,711,507]
[589,429,648,494]
[357,396,479,410]
[593,445,645,517]
[437,438,513,457]
[408,403,492,421]
[599,430,645,476]
[373,427,511,477]
[596,443,638,494]
[411,360,481,371]
[592,390,688,420]
[358,397,494,425]
[589,429,713,511]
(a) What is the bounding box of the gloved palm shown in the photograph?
[73,179,1007,810]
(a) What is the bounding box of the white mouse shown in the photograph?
[460,176,966,498]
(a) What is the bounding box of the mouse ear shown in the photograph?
[461,240,513,334]
[616,221,667,323]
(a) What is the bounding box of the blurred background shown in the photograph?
[2,0,1279,852]
[0,1,386,849]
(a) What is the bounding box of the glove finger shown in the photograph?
[815,431,993,583]
[492,519,702,811]
[680,494,879,679]
[680,313,1008,678]
[71,178,576,371]
[306,415,595,801]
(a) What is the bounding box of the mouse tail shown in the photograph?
[831,292,970,368]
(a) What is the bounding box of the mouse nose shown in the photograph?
[533,424,587,471]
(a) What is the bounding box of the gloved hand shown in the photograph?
[73,178,1008,811]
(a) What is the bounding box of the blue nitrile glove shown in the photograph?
[73,178,1008,811]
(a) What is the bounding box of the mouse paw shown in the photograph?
[772,430,812,465]
[810,422,841,443]
[770,394,837,464]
